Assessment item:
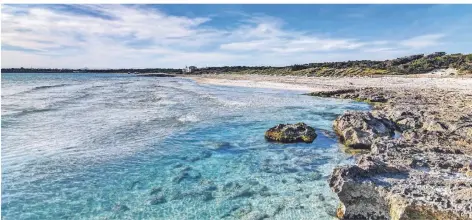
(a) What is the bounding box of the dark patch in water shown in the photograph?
[316,111,341,120]
[301,111,340,121]
[5,92,94,119]
[317,129,337,139]
[10,108,57,117]
[16,84,71,95]
[129,180,142,190]
[284,106,307,110]
[31,84,70,91]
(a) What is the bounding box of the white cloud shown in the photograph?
[399,34,445,49]
[0,5,453,68]
[220,37,365,53]
[363,47,399,53]
[219,15,367,53]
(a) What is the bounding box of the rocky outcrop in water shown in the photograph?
[310,87,472,219]
[265,122,317,143]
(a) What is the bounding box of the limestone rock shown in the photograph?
[308,89,356,97]
[329,148,472,220]
[333,111,396,149]
[265,122,317,143]
[317,87,472,219]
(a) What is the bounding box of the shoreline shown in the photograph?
[188,74,472,219]
[185,74,472,94]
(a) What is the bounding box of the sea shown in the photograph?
[1,73,369,220]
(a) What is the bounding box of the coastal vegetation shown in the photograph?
[207,52,472,76]
[3,52,472,76]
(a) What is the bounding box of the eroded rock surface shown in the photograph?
[311,87,472,220]
[265,122,317,143]
[333,111,396,149]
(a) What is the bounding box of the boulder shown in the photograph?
[333,111,396,149]
[265,122,317,143]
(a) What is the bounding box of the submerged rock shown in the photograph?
[333,111,396,149]
[200,191,215,201]
[172,171,201,183]
[260,161,300,174]
[222,181,243,191]
[241,211,269,220]
[265,122,317,143]
[221,203,254,219]
[230,187,255,199]
[113,204,130,212]
[128,180,142,190]
[149,194,167,205]
[150,187,162,195]
[207,141,234,150]
[172,167,202,183]
[181,151,212,162]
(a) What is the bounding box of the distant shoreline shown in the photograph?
[187,73,472,94]
[0,70,179,74]
[3,52,472,76]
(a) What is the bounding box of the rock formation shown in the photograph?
[310,87,472,220]
[265,122,317,143]
[333,111,396,149]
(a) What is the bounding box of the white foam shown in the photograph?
[178,114,200,123]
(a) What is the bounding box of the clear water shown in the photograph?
[1,73,369,220]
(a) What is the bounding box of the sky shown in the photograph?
[2,4,472,68]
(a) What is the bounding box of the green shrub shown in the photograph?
[466,54,472,62]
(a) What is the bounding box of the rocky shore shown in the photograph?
[309,87,472,219]
[191,74,472,219]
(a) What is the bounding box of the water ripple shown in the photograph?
[1,73,369,220]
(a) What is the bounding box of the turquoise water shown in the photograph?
[1,73,369,220]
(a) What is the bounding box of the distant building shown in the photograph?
[182,66,197,73]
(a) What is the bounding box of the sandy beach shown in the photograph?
[187,74,472,94]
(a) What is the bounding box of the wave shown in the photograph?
[3,92,92,119]
[177,114,200,123]
[7,107,57,118]
[220,100,247,107]
[13,84,72,96]
[33,84,70,90]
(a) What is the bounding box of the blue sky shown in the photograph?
[2,4,472,68]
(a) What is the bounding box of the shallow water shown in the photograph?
[1,73,369,220]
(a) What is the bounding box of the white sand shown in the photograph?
[185,74,472,94]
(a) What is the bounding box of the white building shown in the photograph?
[182,66,197,73]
